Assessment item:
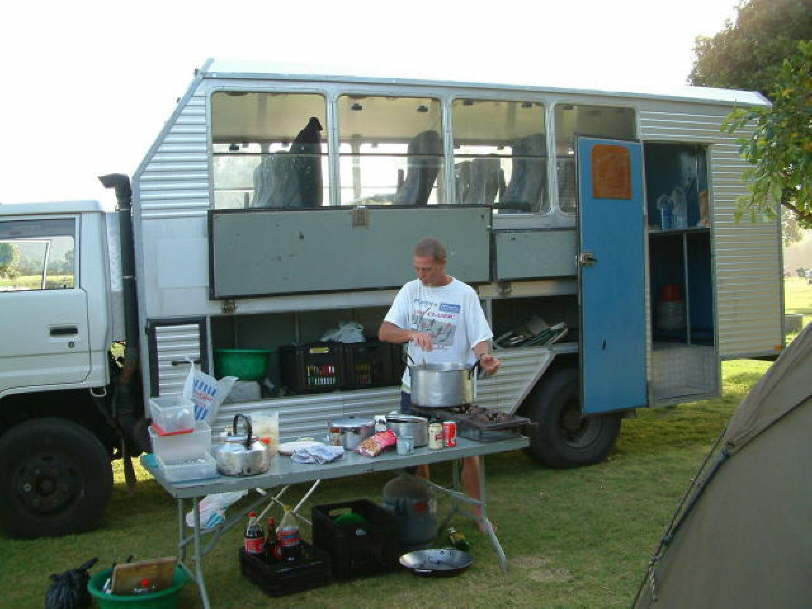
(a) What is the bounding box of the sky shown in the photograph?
[0,0,743,207]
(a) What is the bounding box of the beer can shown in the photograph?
[428,422,443,450]
[442,421,457,447]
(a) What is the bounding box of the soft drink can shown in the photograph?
[428,422,443,450]
[442,421,457,447]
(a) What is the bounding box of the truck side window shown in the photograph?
[211,92,328,209]
[337,95,444,206]
[554,105,636,213]
[0,219,76,292]
[453,99,547,214]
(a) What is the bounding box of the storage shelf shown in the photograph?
[648,226,710,236]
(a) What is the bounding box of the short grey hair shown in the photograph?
[414,237,446,262]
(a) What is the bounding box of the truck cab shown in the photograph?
[0,201,125,538]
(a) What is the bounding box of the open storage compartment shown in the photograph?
[645,142,718,402]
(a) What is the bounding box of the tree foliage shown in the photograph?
[722,41,812,228]
[690,0,812,97]
[0,242,20,278]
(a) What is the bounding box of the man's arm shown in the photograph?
[379,321,434,351]
[473,340,501,376]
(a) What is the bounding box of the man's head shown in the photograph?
[413,237,448,286]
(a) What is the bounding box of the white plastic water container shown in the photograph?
[149,421,211,462]
[149,396,195,434]
[157,452,217,482]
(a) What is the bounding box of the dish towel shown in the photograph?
[291,444,345,464]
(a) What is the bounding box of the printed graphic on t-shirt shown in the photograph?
[411,298,459,349]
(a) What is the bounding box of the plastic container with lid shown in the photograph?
[149,421,211,462]
[149,396,195,435]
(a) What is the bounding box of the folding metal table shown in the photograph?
[143,436,528,609]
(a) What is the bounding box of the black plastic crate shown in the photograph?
[279,342,345,394]
[312,499,400,580]
[343,341,401,389]
[238,542,332,597]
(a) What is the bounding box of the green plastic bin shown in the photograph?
[214,348,271,380]
[87,567,189,609]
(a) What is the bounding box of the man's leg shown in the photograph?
[462,456,488,531]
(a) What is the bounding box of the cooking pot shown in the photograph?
[385,414,428,447]
[213,414,270,476]
[328,417,375,450]
[409,361,479,408]
[399,549,473,576]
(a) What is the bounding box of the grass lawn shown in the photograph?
[0,360,771,609]
[2,280,806,608]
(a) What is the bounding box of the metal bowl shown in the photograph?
[399,548,473,576]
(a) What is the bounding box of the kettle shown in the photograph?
[213,414,270,476]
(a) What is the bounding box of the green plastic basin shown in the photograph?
[214,348,271,380]
[87,567,189,609]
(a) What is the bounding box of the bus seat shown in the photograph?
[393,130,442,205]
[499,133,546,212]
[455,157,503,205]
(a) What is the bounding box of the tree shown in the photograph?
[0,242,20,278]
[722,41,812,228]
[690,0,812,97]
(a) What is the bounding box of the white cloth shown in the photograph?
[384,277,493,391]
[290,444,345,464]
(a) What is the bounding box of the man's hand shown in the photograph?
[478,353,501,376]
[409,331,434,351]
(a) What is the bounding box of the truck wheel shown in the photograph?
[0,418,113,538]
[524,368,621,468]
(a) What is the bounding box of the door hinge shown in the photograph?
[577,251,597,266]
[352,206,369,227]
[222,299,237,314]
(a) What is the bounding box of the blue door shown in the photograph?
[577,137,647,414]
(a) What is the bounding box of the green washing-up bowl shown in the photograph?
[87,567,189,609]
[214,348,271,380]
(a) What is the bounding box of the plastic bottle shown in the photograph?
[656,194,673,230]
[447,527,471,551]
[274,507,302,561]
[243,511,265,554]
[671,186,688,229]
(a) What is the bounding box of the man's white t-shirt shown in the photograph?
[384,277,493,392]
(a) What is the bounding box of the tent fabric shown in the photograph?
[634,324,812,609]
[723,323,812,453]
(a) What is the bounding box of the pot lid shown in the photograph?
[330,417,374,429]
[385,414,428,423]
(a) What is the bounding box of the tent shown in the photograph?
[633,323,812,609]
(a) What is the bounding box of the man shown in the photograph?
[379,237,500,527]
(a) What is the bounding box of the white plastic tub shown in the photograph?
[149,396,195,434]
[149,422,211,462]
[157,452,217,482]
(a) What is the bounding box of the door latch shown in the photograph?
[578,251,598,266]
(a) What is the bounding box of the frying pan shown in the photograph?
[398,549,473,576]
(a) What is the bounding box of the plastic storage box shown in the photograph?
[312,499,400,580]
[156,452,217,482]
[279,343,345,394]
[149,396,195,435]
[238,542,331,597]
[343,341,401,389]
[148,422,211,462]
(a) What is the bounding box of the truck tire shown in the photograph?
[0,418,113,538]
[524,368,621,468]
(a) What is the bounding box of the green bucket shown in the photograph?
[87,567,189,609]
[214,348,271,380]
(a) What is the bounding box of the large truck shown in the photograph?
[0,59,784,538]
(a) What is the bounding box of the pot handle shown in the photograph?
[232,414,253,448]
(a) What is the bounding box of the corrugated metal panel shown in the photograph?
[202,347,555,440]
[640,105,782,358]
[153,323,203,396]
[136,89,210,220]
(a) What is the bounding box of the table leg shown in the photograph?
[192,497,212,609]
[476,458,508,572]
[177,498,186,563]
